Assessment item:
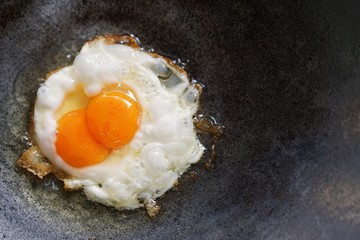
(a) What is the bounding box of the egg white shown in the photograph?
[34,37,204,209]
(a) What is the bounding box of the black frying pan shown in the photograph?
[1,0,360,239]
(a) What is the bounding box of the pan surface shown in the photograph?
[1,0,360,239]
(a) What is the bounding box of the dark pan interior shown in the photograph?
[1,0,360,239]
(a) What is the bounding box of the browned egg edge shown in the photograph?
[16,34,223,218]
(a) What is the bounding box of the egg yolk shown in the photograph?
[55,89,140,168]
[56,109,110,167]
[86,91,140,149]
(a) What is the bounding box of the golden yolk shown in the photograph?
[86,91,140,149]
[55,87,141,168]
[55,109,109,167]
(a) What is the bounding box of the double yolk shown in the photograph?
[55,88,140,168]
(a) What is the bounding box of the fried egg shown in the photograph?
[32,35,204,210]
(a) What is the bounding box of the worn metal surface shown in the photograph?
[1,0,360,239]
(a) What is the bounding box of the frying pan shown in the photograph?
[1,0,360,239]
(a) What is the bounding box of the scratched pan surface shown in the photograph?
[1,0,360,239]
